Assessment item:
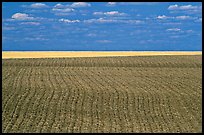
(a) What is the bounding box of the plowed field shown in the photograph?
[2,55,202,133]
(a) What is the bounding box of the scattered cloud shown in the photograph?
[119,2,160,5]
[106,2,117,6]
[11,13,34,20]
[10,13,47,22]
[84,17,143,24]
[93,12,103,15]
[52,7,75,13]
[195,18,202,22]
[3,26,15,31]
[157,15,170,19]
[179,5,199,10]
[24,37,48,41]
[168,4,199,10]
[86,33,97,37]
[166,28,181,32]
[106,2,159,7]
[59,19,80,23]
[53,2,91,9]
[157,15,195,21]
[129,30,151,36]
[21,3,49,8]
[168,4,202,15]
[54,13,72,16]
[186,30,193,33]
[84,18,115,23]
[52,3,91,16]
[52,4,75,16]
[54,3,66,8]
[126,20,144,24]
[93,11,127,16]
[161,22,182,26]
[175,15,191,20]
[96,40,112,43]
[23,9,49,13]
[20,22,40,25]
[30,3,49,8]
[169,35,181,38]
[168,4,178,10]
[70,2,91,8]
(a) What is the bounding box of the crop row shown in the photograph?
[2,55,202,68]
[2,55,202,133]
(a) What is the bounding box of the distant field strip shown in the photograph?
[2,55,202,133]
[2,51,202,59]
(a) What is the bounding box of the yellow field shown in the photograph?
[2,51,202,59]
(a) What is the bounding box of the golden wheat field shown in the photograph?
[2,51,202,59]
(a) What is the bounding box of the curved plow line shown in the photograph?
[89,69,122,133]
[48,68,66,133]
[104,72,135,132]
[3,68,27,132]
[25,68,48,132]
[143,75,197,132]
[39,68,56,133]
[9,68,38,132]
[20,67,39,132]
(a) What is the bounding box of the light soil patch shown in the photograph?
[2,51,202,59]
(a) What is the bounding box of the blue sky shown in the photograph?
[2,2,202,51]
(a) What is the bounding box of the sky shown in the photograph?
[2,2,202,51]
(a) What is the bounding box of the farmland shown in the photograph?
[2,55,202,133]
[2,51,202,59]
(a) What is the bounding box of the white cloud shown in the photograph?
[24,37,48,41]
[30,3,49,8]
[157,15,195,21]
[157,15,171,19]
[54,3,65,8]
[52,4,75,16]
[11,13,34,20]
[106,2,117,6]
[198,18,202,22]
[54,13,72,16]
[169,35,180,38]
[52,8,74,13]
[86,33,97,37]
[20,22,40,25]
[96,40,112,43]
[93,11,127,16]
[186,30,193,33]
[84,17,143,24]
[3,26,15,30]
[105,11,126,16]
[93,12,103,15]
[70,2,91,8]
[180,5,198,10]
[175,15,191,20]
[59,19,80,23]
[51,3,90,16]
[166,28,181,32]
[119,2,159,5]
[168,5,202,15]
[168,4,199,10]
[84,18,115,23]
[195,18,202,22]
[127,20,144,24]
[23,9,49,13]
[168,4,178,10]
[106,2,159,6]
[157,15,167,19]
